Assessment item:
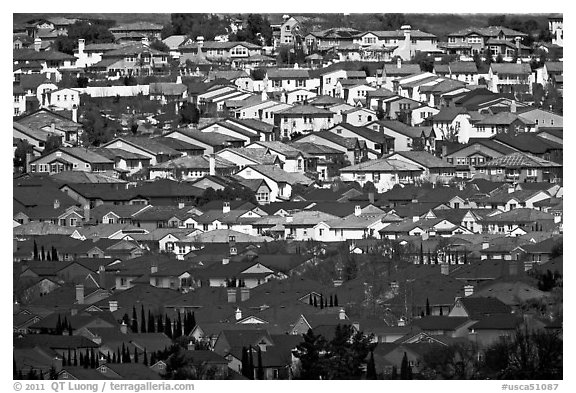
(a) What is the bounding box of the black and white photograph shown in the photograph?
[11,4,564,385]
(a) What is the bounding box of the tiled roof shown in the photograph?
[149,82,187,96]
[490,63,532,75]
[448,26,527,38]
[104,43,167,57]
[476,152,560,168]
[431,106,469,122]
[244,165,314,185]
[106,137,183,156]
[412,316,471,331]
[267,68,310,79]
[388,151,456,169]
[481,208,554,223]
[457,297,512,319]
[31,147,112,165]
[492,133,562,155]
[109,22,164,32]
[168,128,244,146]
[151,155,236,170]
[383,63,421,76]
[330,123,394,143]
[50,171,127,184]
[375,120,424,138]
[470,314,522,330]
[275,105,333,116]
[340,158,422,173]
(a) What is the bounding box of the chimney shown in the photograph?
[98,265,106,288]
[229,236,237,255]
[151,262,158,274]
[75,284,84,304]
[227,288,236,303]
[196,36,204,48]
[222,258,230,265]
[397,57,402,69]
[70,308,78,316]
[120,321,128,334]
[142,37,149,47]
[441,144,448,158]
[54,199,60,209]
[508,184,515,193]
[240,288,250,301]
[482,242,490,250]
[72,105,78,123]
[515,37,522,53]
[398,318,406,327]
[78,39,85,55]
[286,216,293,223]
[209,154,216,176]
[354,205,361,216]
[176,75,182,84]
[338,308,346,320]
[83,205,90,223]
[223,201,231,214]
[464,285,474,297]
[441,263,450,275]
[333,279,343,287]
[178,202,185,209]
[368,192,375,204]
[509,261,518,276]
[34,38,41,52]
[235,307,242,321]
[510,101,517,114]
[51,122,56,134]
[412,216,420,223]
[109,300,118,312]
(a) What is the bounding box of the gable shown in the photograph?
[241,263,274,274]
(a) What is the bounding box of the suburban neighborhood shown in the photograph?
[13,13,562,381]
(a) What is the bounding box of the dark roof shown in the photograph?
[470,315,523,330]
[458,297,512,319]
[412,316,471,331]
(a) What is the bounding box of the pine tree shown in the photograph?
[73,350,77,366]
[143,349,148,366]
[190,311,196,331]
[148,310,155,333]
[256,346,264,380]
[366,351,377,379]
[134,347,139,363]
[121,343,127,363]
[140,305,146,333]
[46,249,51,261]
[33,240,39,260]
[67,348,72,366]
[116,347,121,364]
[132,306,138,333]
[334,294,339,307]
[426,298,431,316]
[56,315,62,335]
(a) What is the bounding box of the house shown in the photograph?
[91,148,152,176]
[488,62,535,95]
[28,147,115,174]
[16,108,82,144]
[473,112,535,136]
[353,26,439,60]
[446,26,527,56]
[338,107,377,126]
[536,61,563,87]
[73,40,127,68]
[273,105,335,138]
[265,68,316,92]
[180,40,262,67]
[475,152,562,183]
[386,151,456,184]
[368,120,428,152]
[514,107,563,132]
[13,122,54,154]
[318,69,367,97]
[91,40,169,77]
[47,88,80,111]
[235,165,314,202]
[443,139,516,178]
[434,61,479,84]
[294,131,369,165]
[200,119,262,144]
[339,158,423,192]
[381,59,422,90]
[164,128,245,154]
[490,133,562,164]
[335,80,376,106]
[215,148,280,171]
[149,155,237,181]
[149,83,188,107]
[279,15,307,46]
[327,123,394,158]
[246,141,308,173]
[162,35,193,59]
[109,22,164,40]
[478,208,556,236]
[234,99,292,125]
[468,315,523,347]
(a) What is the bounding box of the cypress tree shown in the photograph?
[67,348,72,366]
[134,347,139,363]
[248,345,254,380]
[121,343,126,363]
[33,240,39,260]
[51,246,58,261]
[320,295,324,309]
[313,297,317,307]
[256,346,264,380]
[148,310,155,333]
[157,314,164,333]
[439,306,443,316]
[166,316,173,338]
[334,294,339,307]
[46,249,52,261]
[190,312,196,331]
[73,350,77,366]
[143,349,148,366]
[150,352,156,366]
[464,250,468,264]
[116,347,121,364]
[41,245,45,261]
[83,349,89,369]
[366,351,377,380]
[62,353,67,367]
[419,243,424,264]
[329,294,333,308]
[400,352,409,380]
[106,352,111,364]
[90,348,96,368]
[309,293,313,305]
[67,320,73,336]
[132,306,138,333]
[174,312,182,338]
[79,353,84,367]
[140,305,146,333]
[112,352,117,364]
[122,313,130,326]
[39,370,44,380]
[241,346,249,379]
[325,298,328,308]
[56,315,62,335]
[426,298,431,316]
[428,250,432,264]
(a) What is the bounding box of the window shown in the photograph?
[273,80,281,88]
[59,219,66,226]
[325,77,331,84]
[120,278,127,286]
[285,25,291,31]
[296,80,304,87]
[319,228,324,236]
[14,108,20,116]
[166,242,174,252]
[526,169,537,177]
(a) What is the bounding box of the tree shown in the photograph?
[148,310,155,333]
[179,102,200,126]
[483,48,493,66]
[80,106,117,147]
[54,20,115,55]
[413,51,434,73]
[241,346,250,379]
[366,351,377,379]
[377,13,408,30]
[143,349,148,366]
[149,39,170,53]
[132,306,138,333]
[167,14,229,41]
[134,347,139,363]
[420,342,479,379]
[334,294,339,307]
[14,139,35,171]
[140,305,147,333]
[426,298,431,316]
[400,352,411,379]
[293,329,328,379]
[256,346,265,380]
[51,246,58,261]
[248,345,255,380]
